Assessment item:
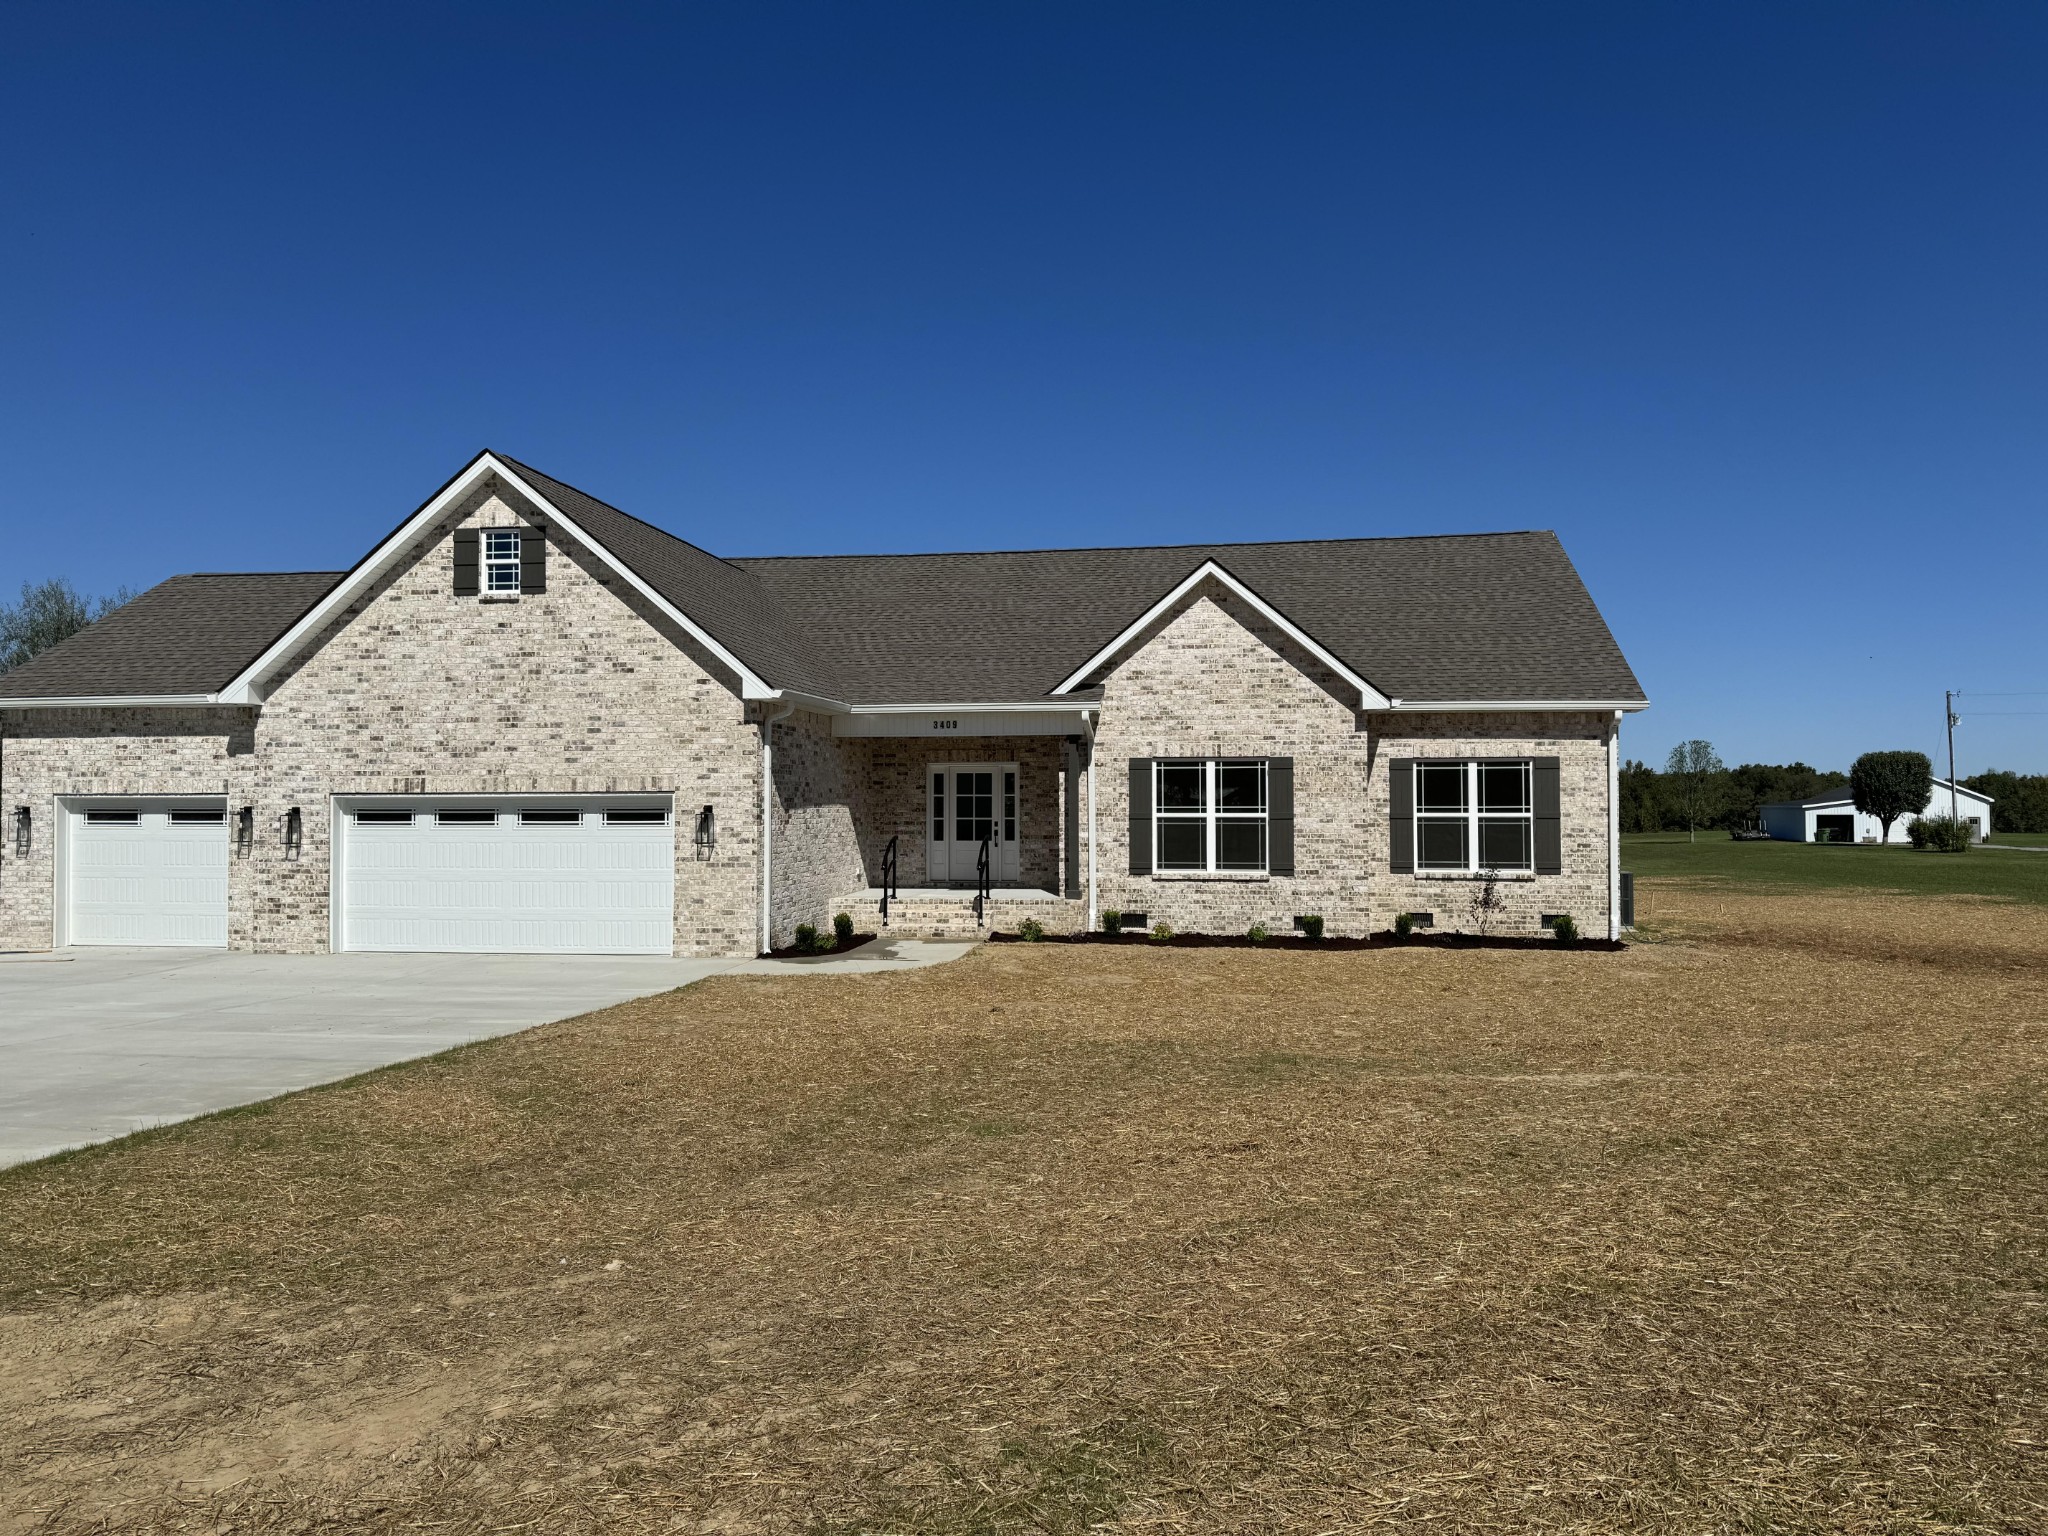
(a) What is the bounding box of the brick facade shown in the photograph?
[0,481,765,956]
[1083,587,1616,938]
[0,511,1620,955]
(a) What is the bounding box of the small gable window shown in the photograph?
[482,529,523,595]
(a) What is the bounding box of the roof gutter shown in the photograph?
[1379,699,1651,713]
[0,693,226,710]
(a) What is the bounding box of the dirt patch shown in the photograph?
[2,882,2045,1533]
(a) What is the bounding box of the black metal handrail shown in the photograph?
[880,834,899,927]
[973,834,992,926]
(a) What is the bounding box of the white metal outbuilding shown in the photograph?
[1759,778,1994,844]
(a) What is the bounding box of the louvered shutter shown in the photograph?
[1388,758,1415,873]
[1267,757,1294,875]
[1533,757,1562,875]
[1128,758,1153,875]
[520,527,547,593]
[452,529,480,596]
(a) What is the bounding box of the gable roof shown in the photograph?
[731,530,1645,707]
[0,452,1647,712]
[0,573,342,702]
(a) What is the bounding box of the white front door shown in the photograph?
[927,764,1021,884]
[334,795,676,955]
[64,801,230,947]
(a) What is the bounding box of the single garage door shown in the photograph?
[64,800,230,947]
[334,796,676,955]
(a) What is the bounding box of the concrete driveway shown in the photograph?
[0,939,975,1168]
[0,948,741,1168]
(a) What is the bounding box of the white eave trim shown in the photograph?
[1050,559,1392,710]
[0,693,223,710]
[214,452,775,705]
[1383,699,1652,713]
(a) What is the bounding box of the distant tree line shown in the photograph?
[1620,755,1848,835]
[1958,770,2048,835]
[1621,751,2048,835]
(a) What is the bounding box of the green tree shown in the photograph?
[1663,739,1726,842]
[0,578,136,673]
[1719,761,1847,831]
[1850,750,1933,845]
[1618,759,1666,833]
[1962,770,2048,835]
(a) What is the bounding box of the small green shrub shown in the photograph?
[1246,922,1269,943]
[792,923,822,953]
[1548,913,1580,946]
[1018,917,1045,942]
[1150,921,1174,942]
[1298,914,1325,942]
[833,911,855,945]
[1911,814,1973,853]
[1393,911,1414,938]
[1101,908,1122,935]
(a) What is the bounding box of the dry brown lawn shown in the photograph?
[2,883,2045,1534]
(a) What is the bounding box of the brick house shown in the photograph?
[0,451,1647,955]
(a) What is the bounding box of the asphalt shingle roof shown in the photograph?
[730,532,1645,705]
[0,573,343,700]
[0,454,1646,709]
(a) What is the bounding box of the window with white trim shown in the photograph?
[1155,759,1267,871]
[482,529,522,594]
[1415,759,1533,873]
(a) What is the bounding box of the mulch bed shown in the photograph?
[990,929,1625,952]
[760,932,879,959]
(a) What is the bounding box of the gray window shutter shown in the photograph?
[1128,758,1153,875]
[1534,756,1562,875]
[452,528,480,596]
[1267,757,1294,875]
[1388,758,1415,873]
[520,527,547,593]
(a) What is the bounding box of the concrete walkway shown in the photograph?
[0,937,972,1168]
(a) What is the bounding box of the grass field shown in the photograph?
[3,882,2046,1534]
[1987,830,2048,848]
[1625,828,2048,907]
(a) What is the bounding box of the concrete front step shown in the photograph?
[837,888,1088,938]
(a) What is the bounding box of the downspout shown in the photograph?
[759,699,797,956]
[1083,707,1098,933]
[1608,709,1622,941]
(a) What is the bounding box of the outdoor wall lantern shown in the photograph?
[281,806,303,860]
[12,806,28,858]
[692,804,716,859]
[236,806,254,859]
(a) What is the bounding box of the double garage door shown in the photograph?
[60,795,676,955]
[334,796,675,954]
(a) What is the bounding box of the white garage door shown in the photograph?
[335,796,676,955]
[65,801,230,948]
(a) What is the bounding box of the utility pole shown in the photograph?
[1946,690,1960,824]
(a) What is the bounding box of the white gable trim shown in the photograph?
[216,453,773,705]
[1049,559,1392,709]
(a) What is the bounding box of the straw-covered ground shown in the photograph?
[2,880,2045,1534]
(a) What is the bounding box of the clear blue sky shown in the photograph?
[5,3,2043,774]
